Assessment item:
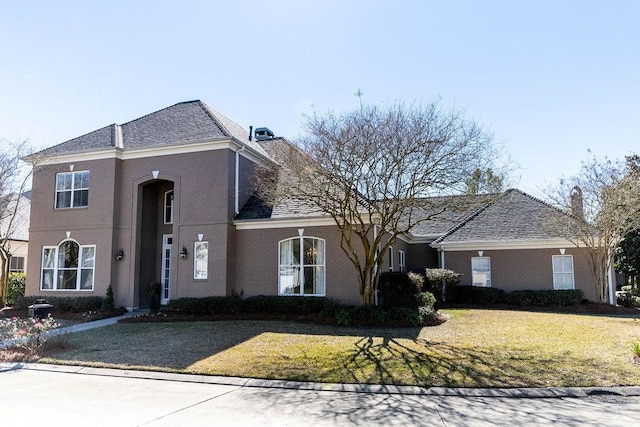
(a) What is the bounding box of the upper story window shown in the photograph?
[279,236,325,296]
[41,239,95,291]
[194,241,208,280]
[56,171,89,209]
[9,256,25,273]
[471,256,491,287]
[164,190,174,224]
[552,255,575,290]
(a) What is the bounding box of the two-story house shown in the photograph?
[24,100,602,309]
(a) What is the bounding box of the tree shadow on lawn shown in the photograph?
[37,320,612,387]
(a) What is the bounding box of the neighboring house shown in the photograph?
[0,193,30,275]
[24,100,597,309]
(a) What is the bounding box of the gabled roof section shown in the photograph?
[0,193,30,241]
[433,189,564,245]
[35,100,268,158]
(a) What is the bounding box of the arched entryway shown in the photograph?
[136,180,174,307]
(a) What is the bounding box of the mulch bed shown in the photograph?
[1,307,128,323]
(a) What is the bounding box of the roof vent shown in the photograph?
[254,127,275,141]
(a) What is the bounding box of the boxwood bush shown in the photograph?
[446,286,506,305]
[505,290,584,306]
[13,295,104,312]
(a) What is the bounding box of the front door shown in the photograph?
[161,234,172,305]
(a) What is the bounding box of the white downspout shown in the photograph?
[608,262,615,305]
[440,249,445,269]
[234,146,246,215]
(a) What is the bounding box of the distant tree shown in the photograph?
[615,229,640,287]
[465,168,504,194]
[257,100,498,306]
[546,154,640,303]
[0,140,38,305]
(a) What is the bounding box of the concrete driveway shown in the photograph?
[2,363,640,426]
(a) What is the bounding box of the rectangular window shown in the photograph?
[552,255,575,289]
[164,190,174,224]
[194,241,208,280]
[388,247,394,271]
[55,171,89,209]
[9,256,25,273]
[398,250,406,273]
[471,257,491,287]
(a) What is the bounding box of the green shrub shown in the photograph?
[407,272,425,289]
[447,286,506,305]
[617,292,639,308]
[242,295,334,314]
[424,268,462,301]
[149,282,162,312]
[333,308,352,327]
[506,290,584,307]
[102,285,115,311]
[167,296,243,315]
[389,306,422,326]
[6,273,26,306]
[378,272,421,308]
[13,296,104,312]
[415,291,436,310]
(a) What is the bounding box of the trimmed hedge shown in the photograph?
[6,273,26,306]
[447,286,506,305]
[447,286,585,307]
[167,295,334,316]
[14,296,104,312]
[505,290,584,307]
[378,272,422,308]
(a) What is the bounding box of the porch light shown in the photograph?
[115,249,124,261]
[180,246,188,259]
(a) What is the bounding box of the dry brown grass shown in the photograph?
[28,309,640,387]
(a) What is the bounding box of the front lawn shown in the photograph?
[35,309,640,387]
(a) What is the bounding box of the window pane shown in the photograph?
[56,173,72,190]
[43,248,55,269]
[75,171,90,189]
[303,238,316,265]
[56,191,72,208]
[315,239,325,265]
[194,242,208,279]
[58,241,79,268]
[80,269,94,290]
[41,269,54,289]
[58,270,78,289]
[73,189,89,207]
[279,266,298,294]
[81,246,95,268]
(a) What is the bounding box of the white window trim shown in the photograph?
[278,236,326,297]
[9,256,25,273]
[55,170,89,209]
[398,250,406,273]
[552,254,575,290]
[40,239,96,291]
[164,190,174,224]
[193,241,208,280]
[388,246,394,271]
[471,256,492,287]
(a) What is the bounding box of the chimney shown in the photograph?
[254,127,275,141]
[570,186,584,218]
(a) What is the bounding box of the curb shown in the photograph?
[4,362,640,398]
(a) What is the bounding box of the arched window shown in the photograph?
[41,239,95,291]
[279,236,325,296]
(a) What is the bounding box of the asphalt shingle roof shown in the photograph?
[433,189,563,244]
[38,100,268,158]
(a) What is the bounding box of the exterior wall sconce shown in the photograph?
[180,246,188,259]
[115,249,124,261]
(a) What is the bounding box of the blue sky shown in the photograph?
[1,1,638,197]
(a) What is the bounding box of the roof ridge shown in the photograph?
[120,100,202,127]
[432,190,511,243]
[197,101,232,137]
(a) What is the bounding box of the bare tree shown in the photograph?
[0,140,37,305]
[258,101,498,305]
[465,167,504,195]
[546,154,640,303]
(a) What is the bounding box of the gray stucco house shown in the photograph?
[24,100,598,309]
